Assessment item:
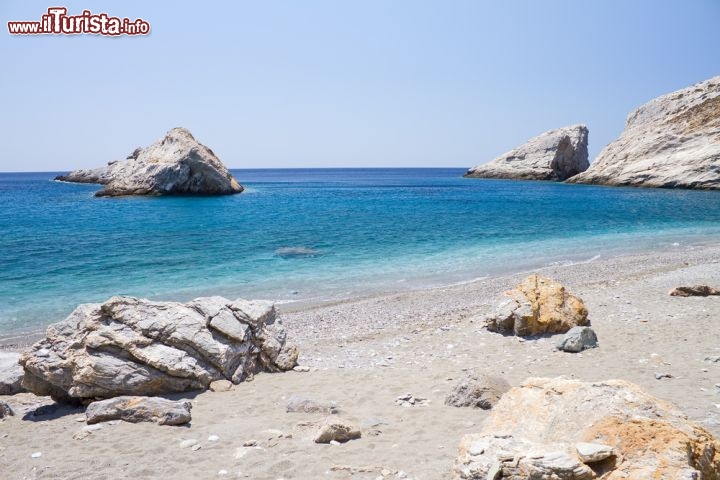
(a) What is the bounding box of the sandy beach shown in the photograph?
[2,243,720,479]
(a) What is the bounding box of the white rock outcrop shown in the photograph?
[19,296,298,403]
[465,125,589,181]
[569,76,720,189]
[56,127,243,196]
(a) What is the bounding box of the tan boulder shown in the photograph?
[485,275,588,336]
[454,377,720,479]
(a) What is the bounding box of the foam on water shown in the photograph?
[1,168,720,333]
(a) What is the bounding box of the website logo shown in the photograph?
[8,7,150,36]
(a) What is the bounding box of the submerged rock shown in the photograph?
[85,396,191,426]
[464,124,589,181]
[55,127,243,197]
[569,76,720,189]
[19,296,299,403]
[275,247,320,258]
[484,275,588,336]
[454,377,720,479]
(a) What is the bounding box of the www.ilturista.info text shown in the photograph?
[8,7,150,36]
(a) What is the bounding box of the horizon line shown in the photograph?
[0,166,473,174]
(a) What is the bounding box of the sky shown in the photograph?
[1,0,719,172]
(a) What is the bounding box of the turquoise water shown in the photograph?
[1,168,720,334]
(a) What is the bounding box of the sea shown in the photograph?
[2,168,719,335]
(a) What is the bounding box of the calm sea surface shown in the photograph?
[2,168,719,333]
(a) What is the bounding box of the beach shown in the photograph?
[2,243,719,479]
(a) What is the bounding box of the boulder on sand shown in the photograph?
[445,374,510,409]
[55,127,244,197]
[19,296,299,404]
[0,351,25,395]
[557,326,599,353]
[484,275,589,336]
[669,285,720,297]
[85,396,192,426]
[454,377,720,479]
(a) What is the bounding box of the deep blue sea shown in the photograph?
[2,168,720,334]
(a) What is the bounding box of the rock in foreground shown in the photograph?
[464,125,589,181]
[0,352,25,395]
[314,419,361,444]
[19,296,298,403]
[669,285,720,297]
[55,127,244,197]
[484,275,588,336]
[0,400,14,418]
[86,396,191,426]
[445,374,510,409]
[568,76,720,189]
[557,326,599,353]
[454,377,720,479]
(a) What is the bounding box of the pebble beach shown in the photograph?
[2,243,719,479]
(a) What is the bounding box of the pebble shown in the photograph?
[31,452,42,458]
[179,439,198,448]
[395,393,428,407]
[329,440,341,446]
[655,373,673,380]
[293,365,311,372]
[218,470,228,476]
[191,444,202,451]
[243,439,257,447]
[208,435,220,442]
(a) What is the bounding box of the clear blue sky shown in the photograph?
[1,0,718,172]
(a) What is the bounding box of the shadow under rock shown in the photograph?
[22,402,83,422]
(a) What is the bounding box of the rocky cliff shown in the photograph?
[569,76,720,189]
[56,127,244,196]
[464,125,589,181]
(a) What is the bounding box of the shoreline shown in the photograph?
[3,242,719,351]
[2,240,720,478]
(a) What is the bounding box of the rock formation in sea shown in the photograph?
[464,125,589,181]
[55,127,244,196]
[483,274,589,336]
[569,76,720,189]
[19,296,298,403]
[454,377,720,479]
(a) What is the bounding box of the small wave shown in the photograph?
[445,275,490,287]
[544,254,601,268]
[275,246,321,258]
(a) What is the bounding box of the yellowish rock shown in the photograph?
[485,275,588,336]
[454,377,720,479]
